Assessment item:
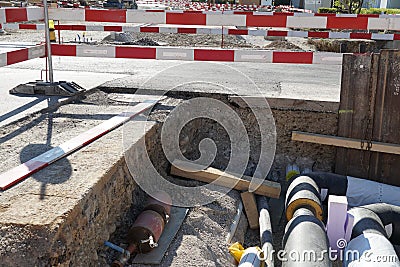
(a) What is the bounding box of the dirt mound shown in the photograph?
[131,38,159,46]
[264,40,303,50]
[102,32,134,43]
[307,39,386,53]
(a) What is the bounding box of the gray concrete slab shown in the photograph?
[1,55,341,127]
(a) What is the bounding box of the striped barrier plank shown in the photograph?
[0,44,45,67]
[0,100,158,190]
[0,7,44,23]
[3,23,399,41]
[50,43,345,65]
[46,8,400,18]
[47,8,400,31]
[1,7,399,31]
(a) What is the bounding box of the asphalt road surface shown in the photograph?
[0,56,342,126]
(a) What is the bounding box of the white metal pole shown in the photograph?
[43,0,54,83]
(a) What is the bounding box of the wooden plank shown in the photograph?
[335,53,375,177]
[132,207,189,264]
[170,160,281,199]
[240,192,259,230]
[292,131,400,155]
[370,50,400,185]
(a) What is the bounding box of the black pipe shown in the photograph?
[257,195,274,267]
[282,208,331,267]
[290,172,400,208]
[299,172,348,197]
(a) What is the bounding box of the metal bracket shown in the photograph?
[361,140,373,151]
[141,235,158,248]
[10,81,85,96]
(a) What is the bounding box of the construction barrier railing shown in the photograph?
[0,44,45,67]
[2,23,400,41]
[1,7,400,31]
[1,6,400,68]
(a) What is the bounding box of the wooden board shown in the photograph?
[132,207,188,265]
[335,50,400,186]
[369,50,400,184]
[292,131,400,155]
[335,53,377,178]
[240,192,259,230]
[170,160,281,199]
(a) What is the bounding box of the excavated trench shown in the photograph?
[0,89,339,266]
[97,89,339,266]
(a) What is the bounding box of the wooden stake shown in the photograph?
[241,192,259,229]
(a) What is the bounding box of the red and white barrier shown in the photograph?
[1,23,46,30]
[47,8,400,31]
[50,43,344,65]
[0,7,44,23]
[0,44,45,67]
[3,22,400,41]
[0,7,399,31]
[0,100,157,190]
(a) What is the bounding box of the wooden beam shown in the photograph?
[241,192,259,229]
[170,160,281,199]
[292,131,400,155]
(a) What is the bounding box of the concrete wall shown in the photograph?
[293,0,332,12]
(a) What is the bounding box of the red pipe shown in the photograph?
[111,192,172,266]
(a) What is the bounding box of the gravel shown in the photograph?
[0,28,315,50]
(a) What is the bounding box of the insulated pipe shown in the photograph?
[285,175,323,221]
[126,210,165,253]
[282,208,331,267]
[111,193,171,267]
[143,191,172,223]
[343,206,400,267]
[256,195,274,267]
[238,247,262,267]
[299,172,348,197]
[111,210,164,267]
[289,172,400,207]
[352,204,400,246]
